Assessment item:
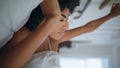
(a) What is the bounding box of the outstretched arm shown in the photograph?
[0,0,61,68]
[60,3,120,42]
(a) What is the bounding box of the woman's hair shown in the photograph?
[25,0,80,31]
[25,6,44,31]
[58,0,80,13]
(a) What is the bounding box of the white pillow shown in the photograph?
[0,0,43,48]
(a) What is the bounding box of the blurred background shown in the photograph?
[59,0,120,68]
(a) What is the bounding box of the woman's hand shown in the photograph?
[108,3,120,17]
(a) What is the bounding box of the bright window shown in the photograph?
[60,58,108,68]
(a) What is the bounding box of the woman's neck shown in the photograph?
[35,37,59,53]
[49,37,59,51]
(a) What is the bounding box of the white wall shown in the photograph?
[117,46,120,68]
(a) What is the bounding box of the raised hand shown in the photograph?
[109,3,120,17]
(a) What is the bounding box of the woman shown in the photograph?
[1,0,120,68]
[0,0,62,68]
[25,3,120,68]
[0,1,80,68]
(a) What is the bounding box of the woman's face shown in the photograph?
[49,8,70,40]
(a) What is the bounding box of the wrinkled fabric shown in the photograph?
[25,51,61,68]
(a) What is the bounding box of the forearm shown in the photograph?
[84,14,113,31]
[40,0,61,17]
[86,3,120,31]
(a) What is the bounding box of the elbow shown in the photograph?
[0,54,23,68]
[0,61,23,68]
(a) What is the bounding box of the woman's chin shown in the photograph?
[50,36,62,41]
[54,37,61,40]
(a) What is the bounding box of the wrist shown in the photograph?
[106,13,115,18]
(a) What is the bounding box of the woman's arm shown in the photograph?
[60,3,120,42]
[0,0,61,68]
[40,0,61,17]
